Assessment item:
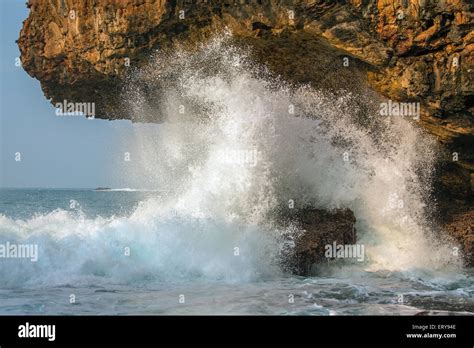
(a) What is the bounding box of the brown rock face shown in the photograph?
[280,208,357,276]
[440,208,474,267]
[348,0,474,201]
[18,1,473,125]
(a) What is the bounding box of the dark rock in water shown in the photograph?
[281,208,357,276]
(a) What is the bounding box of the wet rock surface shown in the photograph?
[280,208,357,275]
[441,209,474,267]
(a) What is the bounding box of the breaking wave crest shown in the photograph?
[0,33,463,288]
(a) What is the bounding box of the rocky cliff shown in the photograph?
[17,0,473,264]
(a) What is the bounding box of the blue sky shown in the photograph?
[0,0,141,188]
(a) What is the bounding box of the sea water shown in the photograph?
[0,189,472,315]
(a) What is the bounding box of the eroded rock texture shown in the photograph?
[281,208,357,275]
[18,1,473,131]
[440,208,473,266]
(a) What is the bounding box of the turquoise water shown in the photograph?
[0,189,472,315]
[0,188,156,220]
